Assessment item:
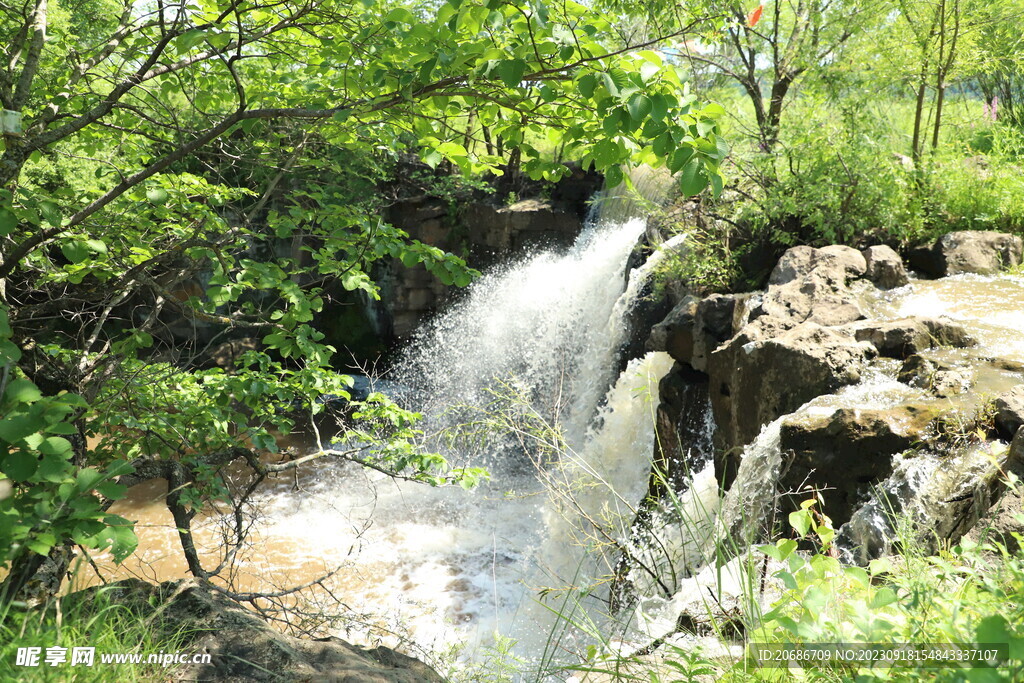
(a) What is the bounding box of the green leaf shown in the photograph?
[604,165,624,188]
[496,59,528,87]
[577,73,597,99]
[0,208,16,237]
[626,95,652,122]
[146,188,169,205]
[0,415,40,443]
[668,146,694,173]
[709,171,724,198]
[869,587,898,609]
[98,519,138,564]
[61,240,90,264]
[384,7,415,24]
[4,379,42,404]
[85,239,108,254]
[678,158,706,196]
[175,29,208,53]
[38,436,72,458]
[1,451,39,481]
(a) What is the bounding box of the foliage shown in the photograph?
[0,0,733,599]
[0,583,191,682]
[742,492,1024,681]
[0,306,137,574]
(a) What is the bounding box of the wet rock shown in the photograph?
[647,296,698,366]
[778,406,937,528]
[920,431,1024,550]
[66,579,444,682]
[651,363,713,498]
[841,430,1024,563]
[968,485,1023,554]
[862,245,909,289]
[647,293,741,372]
[995,386,1024,440]
[908,230,1024,278]
[851,317,975,358]
[709,322,874,461]
[897,354,974,398]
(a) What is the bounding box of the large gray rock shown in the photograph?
[755,245,867,327]
[709,322,874,465]
[909,230,1024,278]
[995,386,1024,440]
[842,427,1024,563]
[647,296,699,366]
[778,406,938,529]
[850,317,975,358]
[66,579,445,682]
[861,245,910,289]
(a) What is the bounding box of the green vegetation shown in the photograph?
[644,0,1024,292]
[0,581,191,682]
[3,0,1024,678]
[0,0,730,605]
[533,485,1024,682]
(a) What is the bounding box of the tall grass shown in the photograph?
[0,576,192,682]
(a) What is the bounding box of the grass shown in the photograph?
[0,574,193,682]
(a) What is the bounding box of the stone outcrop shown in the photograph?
[67,579,444,682]
[862,244,910,289]
[646,231,1024,553]
[849,317,975,359]
[841,427,1024,563]
[995,386,1024,440]
[897,354,974,398]
[382,168,599,338]
[909,230,1024,278]
[646,293,746,372]
[709,322,874,475]
[650,364,713,498]
[778,406,938,528]
[753,244,867,327]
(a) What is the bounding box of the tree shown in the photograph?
[0,0,729,601]
[630,0,871,153]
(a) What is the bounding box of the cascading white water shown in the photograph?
[274,188,685,665]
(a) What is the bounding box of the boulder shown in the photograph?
[709,322,874,463]
[897,354,974,398]
[768,244,867,286]
[778,406,937,528]
[65,579,445,682]
[851,317,974,358]
[908,230,1024,278]
[647,296,698,366]
[755,245,867,328]
[995,386,1024,440]
[841,428,1024,563]
[968,485,1023,554]
[647,293,742,372]
[861,245,910,289]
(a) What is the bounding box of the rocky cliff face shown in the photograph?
[646,230,1024,560]
[380,168,601,339]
